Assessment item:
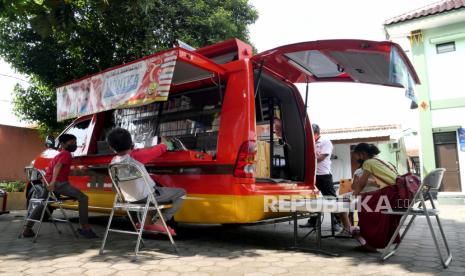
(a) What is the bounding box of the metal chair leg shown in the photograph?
[56,203,77,238]
[99,206,116,255]
[434,214,452,268]
[33,197,51,243]
[127,210,145,247]
[421,191,452,269]
[18,199,35,239]
[397,214,416,245]
[46,206,62,235]
[380,211,412,261]
[134,202,150,259]
[420,194,451,268]
[423,205,444,265]
[156,208,178,253]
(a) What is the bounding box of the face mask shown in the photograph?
[66,144,77,152]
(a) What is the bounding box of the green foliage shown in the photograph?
[0,0,258,133]
[0,181,26,192]
[12,79,70,135]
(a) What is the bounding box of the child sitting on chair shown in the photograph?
[23,134,97,239]
[106,128,186,236]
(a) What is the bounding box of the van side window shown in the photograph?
[114,104,159,149]
[114,86,223,158]
[61,119,91,156]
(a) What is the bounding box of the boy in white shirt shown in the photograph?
[107,128,186,236]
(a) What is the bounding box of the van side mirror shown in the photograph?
[45,135,56,149]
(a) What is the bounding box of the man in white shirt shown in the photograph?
[301,124,341,230]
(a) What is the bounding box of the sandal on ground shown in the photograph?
[335,228,352,237]
[136,223,176,236]
[22,228,35,238]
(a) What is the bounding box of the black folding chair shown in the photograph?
[99,162,177,260]
[19,167,78,242]
[380,168,452,268]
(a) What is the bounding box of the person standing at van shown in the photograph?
[300,124,342,231]
[22,134,97,238]
[106,128,186,236]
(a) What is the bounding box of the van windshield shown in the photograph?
[108,85,223,157]
[62,119,91,157]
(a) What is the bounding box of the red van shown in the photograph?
[30,38,419,224]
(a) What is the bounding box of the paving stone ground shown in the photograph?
[1,203,464,276]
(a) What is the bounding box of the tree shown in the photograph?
[0,0,258,135]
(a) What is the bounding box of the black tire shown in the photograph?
[26,184,54,221]
[221,223,242,229]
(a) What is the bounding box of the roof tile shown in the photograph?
[385,0,465,25]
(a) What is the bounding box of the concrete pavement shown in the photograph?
[1,203,464,276]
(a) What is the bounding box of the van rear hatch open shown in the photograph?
[251,40,420,185]
[252,39,420,92]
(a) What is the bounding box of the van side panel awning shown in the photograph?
[252,40,420,102]
[56,48,225,121]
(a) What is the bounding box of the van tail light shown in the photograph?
[234,140,257,178]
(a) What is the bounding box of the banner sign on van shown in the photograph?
[56,50,177,121]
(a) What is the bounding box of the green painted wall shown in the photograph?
[378,143,397,165]
[409,37,436,176]
[408,21,465,177]
[431,97,465,110]
[423,21,465,104]
[386,14,465,191]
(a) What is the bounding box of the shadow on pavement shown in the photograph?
[1,209,464,274]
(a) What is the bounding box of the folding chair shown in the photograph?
[380,168,452,268]
[99,162,177,259]
[19,167,78,242]
[0,188,9,215]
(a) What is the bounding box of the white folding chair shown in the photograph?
[19,167,78,242]
[99,162,177,259]
[380,168,452,268]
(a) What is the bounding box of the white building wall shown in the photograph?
[424,22,465,101]
[330,144,352,182]
[431,108,465,128]
[426,22,465,193]
[386,16,465,193]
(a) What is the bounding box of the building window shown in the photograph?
[436,42,455,54]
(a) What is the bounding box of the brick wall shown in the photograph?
[0,124,44,181]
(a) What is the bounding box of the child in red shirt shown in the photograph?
[22,134,97,238]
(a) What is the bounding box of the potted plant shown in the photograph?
[0,181,26,211]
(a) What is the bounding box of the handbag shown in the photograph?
[371,159,421,201]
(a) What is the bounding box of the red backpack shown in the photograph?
[373,158,421,201]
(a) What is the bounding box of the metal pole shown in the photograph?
[269,98,274,177]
